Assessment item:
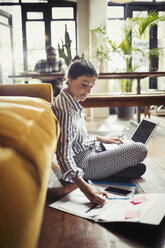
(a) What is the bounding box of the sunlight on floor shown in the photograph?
[86,114,135,137]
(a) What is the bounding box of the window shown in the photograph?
[0,6,23,79]
[22,3,77,71]
[107,1,165,90]
[0,1,77,76]
[132,11,149,72]
[107,6,123,19]
[27,12,43,19]
[51,21,76,60]
[0,9,14,84]
[26,21,45,70]
[52,7,73,19]
[51,7,76,60]
[0,0,19,2]
[157,12,165,89]
[21,0,47,2]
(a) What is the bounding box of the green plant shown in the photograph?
[58,24,72,66]
[91,25,113,70]
[95,45,110,62]
[93,11,165,92]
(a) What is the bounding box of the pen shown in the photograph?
[87,180,108,201]
[87,180,100,191]
[85,203,98,213]
[85,180,101,214]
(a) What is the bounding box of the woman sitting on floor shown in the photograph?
[51,59,148,205]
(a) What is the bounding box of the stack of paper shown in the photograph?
[49,182,165,225]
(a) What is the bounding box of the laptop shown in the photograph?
[104,118,159,150]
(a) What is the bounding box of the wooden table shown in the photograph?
[8,72,65,82]
[98,71,165,94]
[97,72,165,122]
[8,71,165,92]
[81,93,165,108]
[81,92,165,122]
[8,71,165,122]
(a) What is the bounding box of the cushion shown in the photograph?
[0,96,59,248]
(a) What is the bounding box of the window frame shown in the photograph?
[107,1,165,89]
[0,9,15,83]
[0,1,77,71]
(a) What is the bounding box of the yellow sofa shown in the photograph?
[0,83,59,248]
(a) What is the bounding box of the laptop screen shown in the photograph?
[131,119,158,144]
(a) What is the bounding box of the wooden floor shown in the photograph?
[37,112,165,248]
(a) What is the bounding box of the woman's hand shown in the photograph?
[96,135,123,145]
[83,184,108,206]
[73,176,108,206]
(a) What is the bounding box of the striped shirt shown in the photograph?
[51,88,97,181]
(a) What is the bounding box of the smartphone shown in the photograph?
[105,186,132,196]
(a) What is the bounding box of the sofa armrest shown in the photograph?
[0,83,53,102]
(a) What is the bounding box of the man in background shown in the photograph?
[34,46,67,96]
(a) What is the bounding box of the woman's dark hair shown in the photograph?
[67,60,98,79]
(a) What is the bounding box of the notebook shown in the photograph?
[104,118,159,149]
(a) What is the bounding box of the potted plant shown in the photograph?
[58,24,72,66]
[92,11,165,118]
[94,44,111,72]
[90,25,112,72]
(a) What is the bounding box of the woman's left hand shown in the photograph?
[96,135,123,145]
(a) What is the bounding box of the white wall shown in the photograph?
[89,0,107,30]
[77,0,109,118]
[77,0,89,57]
[77,0,107,60]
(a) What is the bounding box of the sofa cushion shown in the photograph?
[0,97,59,173]
[0,96,59,248]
